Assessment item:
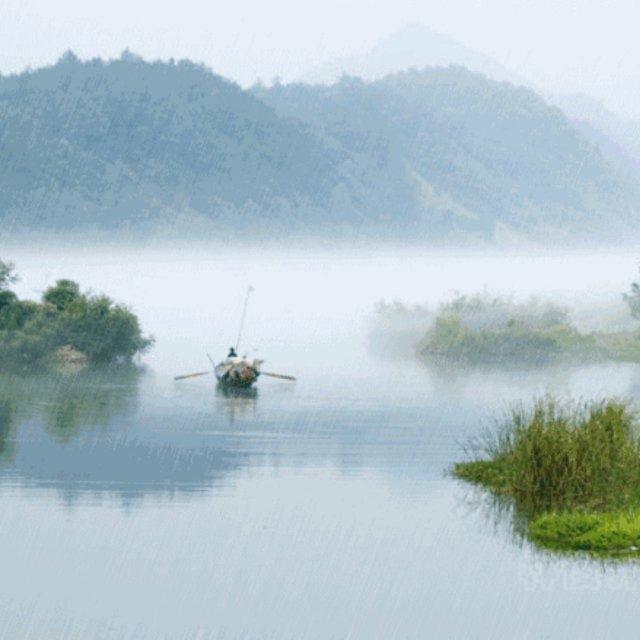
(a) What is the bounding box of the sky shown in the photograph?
[1,0,639,119]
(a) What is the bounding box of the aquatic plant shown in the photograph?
[454,398,640,556]
[528,509,640,556]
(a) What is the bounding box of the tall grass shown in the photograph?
[455,398,640,513]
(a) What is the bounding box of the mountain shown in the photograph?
[552,93,640,170]
[255,68,640,241]
[0,51,359,234]
[1,53,639,243]
[301,24,526,87]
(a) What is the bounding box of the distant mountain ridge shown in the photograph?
[552,93,640,170]
[301,24,527,87]
[1,52,639,243]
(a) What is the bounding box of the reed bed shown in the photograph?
[454,398,640,555]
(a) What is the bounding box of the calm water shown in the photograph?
[2,246,640,639]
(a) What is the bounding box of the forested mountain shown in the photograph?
[1,53,639,242]
[256,68,640,241]
[0,52,356,233]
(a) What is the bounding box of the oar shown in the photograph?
[174,371,212,381]
[261,371,296,381]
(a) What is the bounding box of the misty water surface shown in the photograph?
[1,246,640,639]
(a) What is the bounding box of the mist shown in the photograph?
[5,3,640,637]
[7,243,638,375]
[4,0,640,119]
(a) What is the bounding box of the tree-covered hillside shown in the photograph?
[1,53,639,241]
[256,68,640,241]
[0,52,355,233]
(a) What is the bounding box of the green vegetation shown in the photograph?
[529,510,640,556]
[454,398,640,556]
[0,259,153,369]
[419,295,602,364]
[416,294,640,365]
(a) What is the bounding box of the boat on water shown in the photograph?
[214,353,263,388]
[174,287,295,389]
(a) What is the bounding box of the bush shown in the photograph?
[53,293,153,363]
[0,264,153,368]
[43,279,80,311]
[529,509,640,555]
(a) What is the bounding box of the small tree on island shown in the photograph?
[43,279,80,311]
[0,260,17,291]
[624,272,640,320]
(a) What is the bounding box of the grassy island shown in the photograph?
[419,294,640,365]
[454,398,640,557]
[373,270,640,365]
[0,259,153,369]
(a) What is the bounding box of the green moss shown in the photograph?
[530,510,640,556]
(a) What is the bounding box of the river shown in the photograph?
[1,245,639,639]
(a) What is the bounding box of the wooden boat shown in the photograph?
[174,287,296,389]
[214,355,263,388]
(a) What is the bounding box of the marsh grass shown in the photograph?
[454,398,640,556]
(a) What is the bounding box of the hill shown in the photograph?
[1,53,639,242]
[0,52,356,234]
[255,68,640,241]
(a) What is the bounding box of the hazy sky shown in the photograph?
[2,0,639,118]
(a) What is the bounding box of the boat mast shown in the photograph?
[235,286,254,353]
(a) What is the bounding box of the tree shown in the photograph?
[0,260,19,330]
[0,260,17,291]
[43,279,81,311]
[55,294,153,363]
[0,265,153,367]
[624,276,640,320]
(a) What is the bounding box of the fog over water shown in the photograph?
[9,245,639,372]
[1,245,640,638]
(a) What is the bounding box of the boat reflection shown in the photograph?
[216,384,258,400]
[215,383,258,424]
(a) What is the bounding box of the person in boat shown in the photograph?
[227,347,238,358]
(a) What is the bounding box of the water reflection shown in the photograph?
[0,395,16,465]
[41,368,141,443]
[0,368,264,504]
[215,384,258,423]
[0,356,638,509]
